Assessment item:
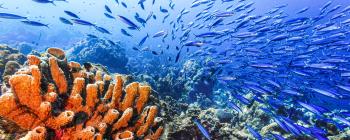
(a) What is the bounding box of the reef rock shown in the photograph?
[0,45,26,95]
[67,37,128,74]
[0,48,163,139]
[164,99,277,140]
[0,45,26,75]
[140,59,216,106]
[15,42,34,55]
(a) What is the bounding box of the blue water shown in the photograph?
[0,0,348,49]
[1,0,350,139]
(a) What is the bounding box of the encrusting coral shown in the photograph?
[0,48,163,140]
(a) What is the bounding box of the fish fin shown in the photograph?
[51,1,56,6]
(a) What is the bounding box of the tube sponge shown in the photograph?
[0,48,163,139]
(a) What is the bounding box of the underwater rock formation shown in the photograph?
[67,37,129,74]
[163,92,350,140]
[165,102,263,140]
[0,45,26,95]
[0,45,26,75]
[136,59,216,107]
[15,42,34,55]
[0,48,163,139]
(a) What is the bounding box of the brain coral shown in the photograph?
[0,48,163,140]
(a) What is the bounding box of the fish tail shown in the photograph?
[51,1,56,6]
[193,33,198,38]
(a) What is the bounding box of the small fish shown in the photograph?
[153,15,157,20]
[94,26,111,34]
[146,12,153,22]
[121,29,132,37]
[104,13,115,19]
[297,7,309,14]
[336,85,350,92]
[320,1,332,14]
[107,40,116,46]
[308,88,339,99]
[139,3,145,10]
[121,2,127,8]
[166,45,170,50]
[210,18,224,28]
[341,5,350,13]
[215,11,234,17]
[138,0,146,10]
[127,26,139,30]
[117,15,139,30]
[64,10,80,19]
[21,20,49,28]
[105,5,112,13]
[250,63,277,68]
[169,2,175,9]
[151,50,159,55]
[282,89,303,96]
[0,13,27,19]
[184,41,205,47]
[245,125,262,140]
[175,50,181,63]
[32,0,55,5]
[194,119,211,140]
[59,17,73,25]
[227,102,242,113]
[86,34,98,39]
[138,34,149,46]
[153,30,167,38]
[195,32,222,38]
[334,115,350,126]
[297,101,323,116]
[160,6,168,13]
[132,47,140,51]
[71,19,95,26]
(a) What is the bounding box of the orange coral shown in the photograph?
[115,130,134,140]
[136,85,151,114]
[27,55,41,66]
[136,106,158,137]
[19,126,47,140]
[0,48,163,139]
[47,47,65,60]
[49,57,68,94]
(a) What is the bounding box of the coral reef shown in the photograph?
[160,90,350,140]
[164,102,263,140]
[0,45,26,76]
[0,45,26,95]
[66,37,129,74]
[0,48,163,139]
[135,59,216,107]
[15,42,34,55]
